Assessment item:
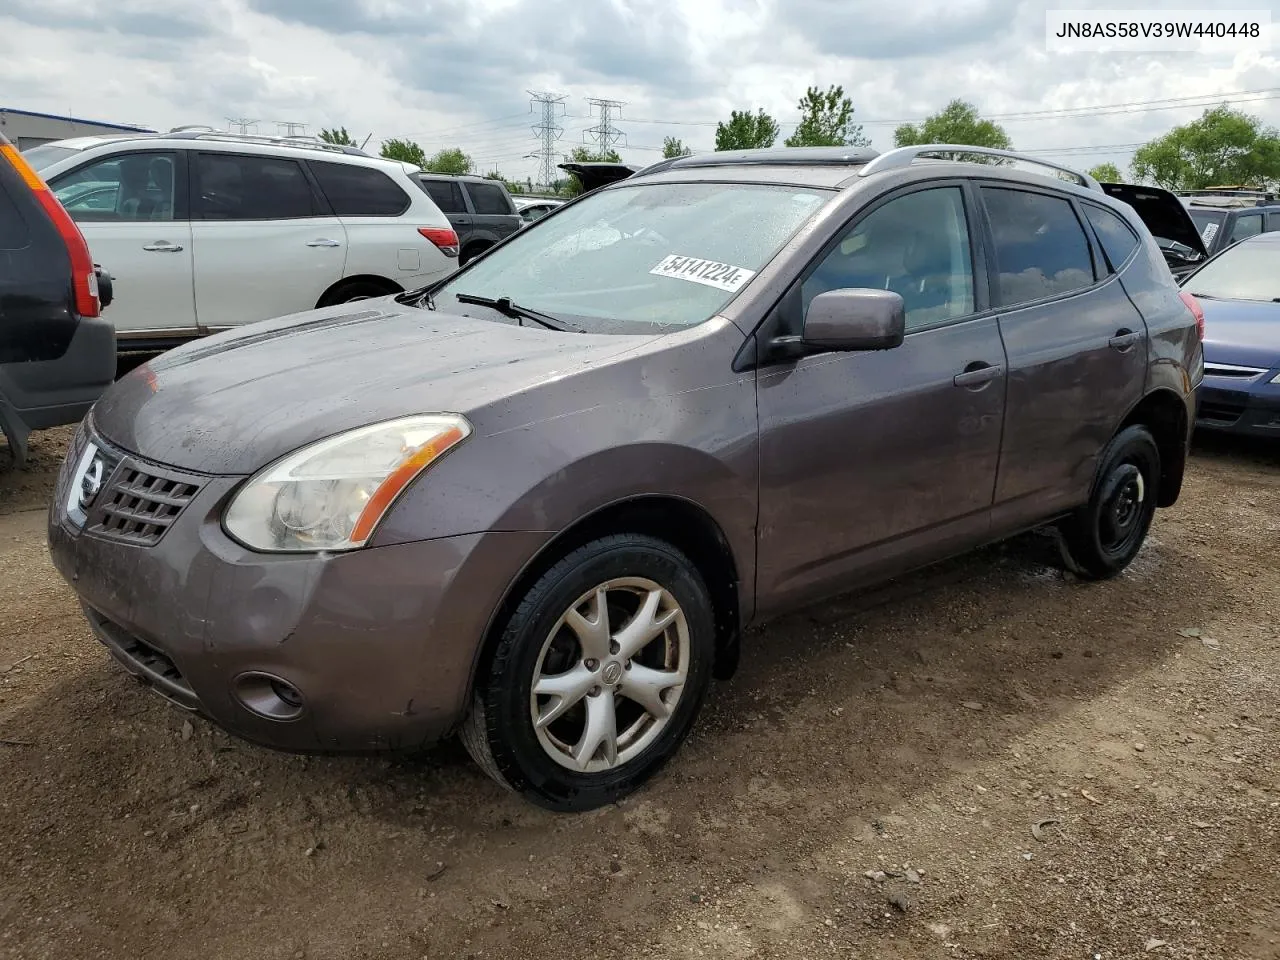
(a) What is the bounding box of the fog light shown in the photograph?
[233,672,305,721]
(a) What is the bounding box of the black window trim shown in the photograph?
[1079,199,1143,275]
[973,179,1109,313]
[311,159,411,218]
[49,147,190,222]
[189,150,329,222]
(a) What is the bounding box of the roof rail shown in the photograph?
[858,144,1101,191]
[656,146,879,171]
[164,130,370,156]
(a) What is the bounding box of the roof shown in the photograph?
[0,106,152,133]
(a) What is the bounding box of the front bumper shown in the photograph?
[47,424,550,753]
[1196,381,1280,439]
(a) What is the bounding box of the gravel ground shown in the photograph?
[1,425,1277,960]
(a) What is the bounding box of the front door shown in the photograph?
[755,183,1008,617]
[189,151,347,331]
[50,149,197,338]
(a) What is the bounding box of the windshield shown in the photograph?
[1184,240,1280,302]
[1188,210,1226,249]
[432,181,831,333]
[22,144,77,171]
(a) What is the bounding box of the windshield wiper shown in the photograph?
[453,294,582,333]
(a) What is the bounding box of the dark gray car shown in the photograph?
[411,173,522,265]
[47,144,1203,811]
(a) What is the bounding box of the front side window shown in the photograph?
[801,186,975,331]
[983,187,1096,306]
[1184,239,1280,302]
[1228,214,1263,244]
[50,152,176,222]
[419,179,466,214]
[192,153,317,220]
[433,181,830,333]
[469,182,511,215]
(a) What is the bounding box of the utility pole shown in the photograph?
[225,117,258,135]
[528,90,567,190]
[585,98,626,154]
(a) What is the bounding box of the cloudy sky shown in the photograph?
[2,0,1278,182]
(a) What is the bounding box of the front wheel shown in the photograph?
[460,534,715,811]
[1058,424,1161,580]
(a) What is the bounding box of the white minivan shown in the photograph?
[24,130,460,350]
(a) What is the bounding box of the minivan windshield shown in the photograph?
[431,181,831,333]
[1184,239,1280,302]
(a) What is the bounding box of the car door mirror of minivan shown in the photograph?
[771,288,906,359]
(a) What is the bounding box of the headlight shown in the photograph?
[1271,372,1280,384]
[223,414,471,552]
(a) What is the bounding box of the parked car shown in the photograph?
[559,161,639,195]
[1178,230,1280,438]
[410,173,522,265]
[512,196,563,223]
[48,144,1202,811]
[22,130,458,353]
[0,131,115,467]
[1179,189,1280,259]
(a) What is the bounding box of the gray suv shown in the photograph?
[48,144,1203,812]
[411,173,522,265]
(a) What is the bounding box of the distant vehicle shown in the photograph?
[410,174,523,265]
[1100,182,1210,279]
[1178,188,1280,259]
[50,144,1201,812]
[1178,231,1280,438]
[0,131,115,467]
[23,129,458,353]
[558,161,640,194]
[512,196,563,223]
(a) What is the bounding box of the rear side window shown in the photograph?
[0,183,31,249]
[468,182,511,215]
[982,187,1096,305]
[1228,213,1263,243]
[50,152,178,222]
[1083,203,1140,271]
[193,153,317,220]
[419,178,466,214]
[310,161,410,217]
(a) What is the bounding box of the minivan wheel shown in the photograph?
[1058,424,1161,580]
[460,534,715,811]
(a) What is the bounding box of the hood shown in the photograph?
[559,161,639,193]
[1101,183,1209,261]
[90,299,658,475]
[1197,297,1280,370]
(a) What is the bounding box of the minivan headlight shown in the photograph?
[223,414,471,552]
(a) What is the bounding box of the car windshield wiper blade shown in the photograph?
[453,294,581,332]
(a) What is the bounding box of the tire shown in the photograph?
[1058,424,1161,580]
[316,280,394,308]
[460,534,716,811]
[459,243,490,267]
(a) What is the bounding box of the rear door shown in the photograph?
[981,184,1148,529]
[417,177,471,239]
[462,180,522,242]
[189,151,347,331]
[48,149,196,337]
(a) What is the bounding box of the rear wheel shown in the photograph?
[460,534,715,811]
[315,279,396,308]
[459,243,491,267]
[1058,424,1161,580]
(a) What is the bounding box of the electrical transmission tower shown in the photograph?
[528,91,567,190]
[585,98,626,154]
[226,117,258,135]
[276,120,308,137]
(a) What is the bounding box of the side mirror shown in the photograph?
[800,288,905,352]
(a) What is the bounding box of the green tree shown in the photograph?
[425,147,473,175]
[893,100,1012,163]
[662,136,693,158]
[1087,162,1124,183]
[319,126,356,146]
[714,109,780,151]
[380,138,427,167]
[1130,105,1280,191]
[559,145,623,197]
[785,85,869,148]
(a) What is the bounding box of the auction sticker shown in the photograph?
[649,254,756,293]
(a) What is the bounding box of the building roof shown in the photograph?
[0,106,153,133]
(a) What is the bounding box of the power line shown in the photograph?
[528,91,568,189]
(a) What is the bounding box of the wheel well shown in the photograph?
[1121,389,1189,507]
[315,275,403,308]
[476,497,743,690]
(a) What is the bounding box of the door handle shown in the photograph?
[1109,329,1141,350]
[953,362,1004,388]
[306,238,342,247]
[142,241,183,252]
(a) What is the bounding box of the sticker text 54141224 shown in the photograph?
[649,254,757,293]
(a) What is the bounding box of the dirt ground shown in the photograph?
[1,426,1277,960]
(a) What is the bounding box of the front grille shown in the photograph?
[84,605,200,711]
[1198,399,1246,424]
[87,464,201,546]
